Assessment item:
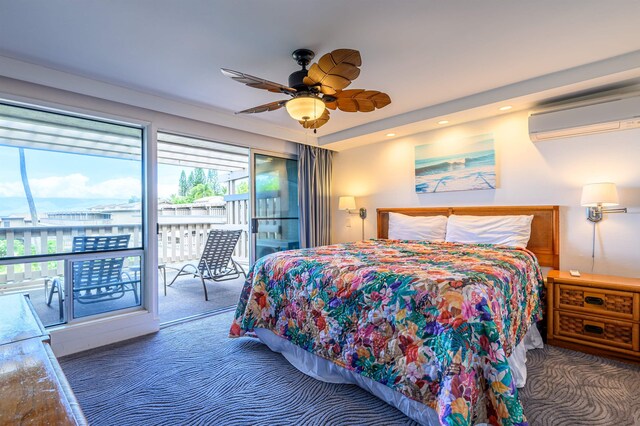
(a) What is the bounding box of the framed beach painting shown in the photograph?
[415,133,496,193]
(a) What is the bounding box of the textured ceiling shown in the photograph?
[0,0,639,145]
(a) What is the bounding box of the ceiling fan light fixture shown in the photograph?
[286,95,326,121]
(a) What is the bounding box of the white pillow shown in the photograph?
[445,214,534,248]
[388,212,448,241]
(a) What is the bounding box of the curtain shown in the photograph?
[298,144,333,248]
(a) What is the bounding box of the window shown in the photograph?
[0,102,144,325]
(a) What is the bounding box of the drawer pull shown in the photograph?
[584,296,604,306]
[584,324,604,334]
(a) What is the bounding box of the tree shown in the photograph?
[192,168,206,187]
[19,148,38,225]
[207,169,225,196]
[179,170,188,196]
[187,170,195,190]
[187,183,213,200]
[236,180,249,194]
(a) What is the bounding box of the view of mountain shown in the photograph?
[0,197,129,217]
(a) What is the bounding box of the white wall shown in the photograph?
[332,111,640,277]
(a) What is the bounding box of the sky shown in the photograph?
[414,133,494,160]
[0,145,221,201]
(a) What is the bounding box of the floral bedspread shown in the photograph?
[230,239,543,426]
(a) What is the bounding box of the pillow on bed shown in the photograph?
[445,214,534,248]
[388,212,448,241]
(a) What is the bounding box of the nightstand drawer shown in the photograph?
[554,311,639,352]
[556,284,638,321]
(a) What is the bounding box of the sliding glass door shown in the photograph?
[155,132,249,323]
[0,102,145,326]
[250,151,299,264]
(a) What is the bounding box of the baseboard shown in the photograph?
[49,310,160,357]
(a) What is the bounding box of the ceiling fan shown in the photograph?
[221,48,391,131]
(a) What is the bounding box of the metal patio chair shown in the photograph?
[167,229,246,301]
[46,235,137,319]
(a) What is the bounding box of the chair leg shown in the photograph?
[168,264,196,287]
[58,288,64,322]
[46,279,56,306]
[200,275,209,301]
[132,283,139,304]
[233,259,247,278]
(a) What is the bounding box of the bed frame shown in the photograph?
[377,205,560,269]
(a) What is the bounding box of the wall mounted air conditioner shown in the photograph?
[528,94,640,142]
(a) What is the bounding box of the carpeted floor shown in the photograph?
[60,311,640,426]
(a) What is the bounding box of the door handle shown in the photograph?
[251,218,259,234]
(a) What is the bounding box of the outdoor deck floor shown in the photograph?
[15,264,247,327]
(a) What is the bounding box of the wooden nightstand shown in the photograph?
[547,270,640,363]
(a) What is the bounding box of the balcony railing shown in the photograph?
[0,222,249,286]
[0,195,262,291]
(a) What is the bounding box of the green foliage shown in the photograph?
[179,170,188,196]
[256,173,280,193]
[188,183,214,200]
[0,239,59,274]
[169,194,190,204]
[187,171,195,189]
[191,168,206,187]
[207,170,227,196]
[236,180,249,194]
[0,239,57,257]
[170,168,227,204]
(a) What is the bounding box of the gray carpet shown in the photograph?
[521,345,640,425]
[60,312,640,426]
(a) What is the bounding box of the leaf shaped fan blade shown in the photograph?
[334,89,391,112]
[303,49,362,95]
[236,100,289,114]
[299,109,330,129]
[221,68,296,94]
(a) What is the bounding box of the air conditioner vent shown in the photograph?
[529,95,640,141]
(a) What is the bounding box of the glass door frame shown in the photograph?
[248,149,298,266]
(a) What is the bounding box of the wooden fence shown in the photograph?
[0,221,249,285]
[0,193,294,288]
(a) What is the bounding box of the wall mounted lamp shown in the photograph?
[338,196,367,240]
[580,182,627,222]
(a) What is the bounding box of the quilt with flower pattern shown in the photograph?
[230,239,543,426]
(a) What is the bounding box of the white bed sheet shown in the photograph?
[254,324,543,426]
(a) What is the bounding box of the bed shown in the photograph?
[230,206,560,425]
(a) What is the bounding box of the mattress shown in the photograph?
[230,239,545,425]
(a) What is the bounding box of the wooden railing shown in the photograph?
[0,220,249,285]
[157,221,249,264]
[0,224,142,284]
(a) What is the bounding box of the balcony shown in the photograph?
[0,197,250,325]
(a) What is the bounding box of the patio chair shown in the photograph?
[46,235,137,318]
[167,229,246,301]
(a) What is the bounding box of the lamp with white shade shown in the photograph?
[285,95,326,122]
[580,182,627,222]
[338,196,367,240]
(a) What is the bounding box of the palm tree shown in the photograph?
[18,148,38,225]
[433,176,453,192]
[472,171,495,189]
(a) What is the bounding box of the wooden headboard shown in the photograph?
[377,205,560,269]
